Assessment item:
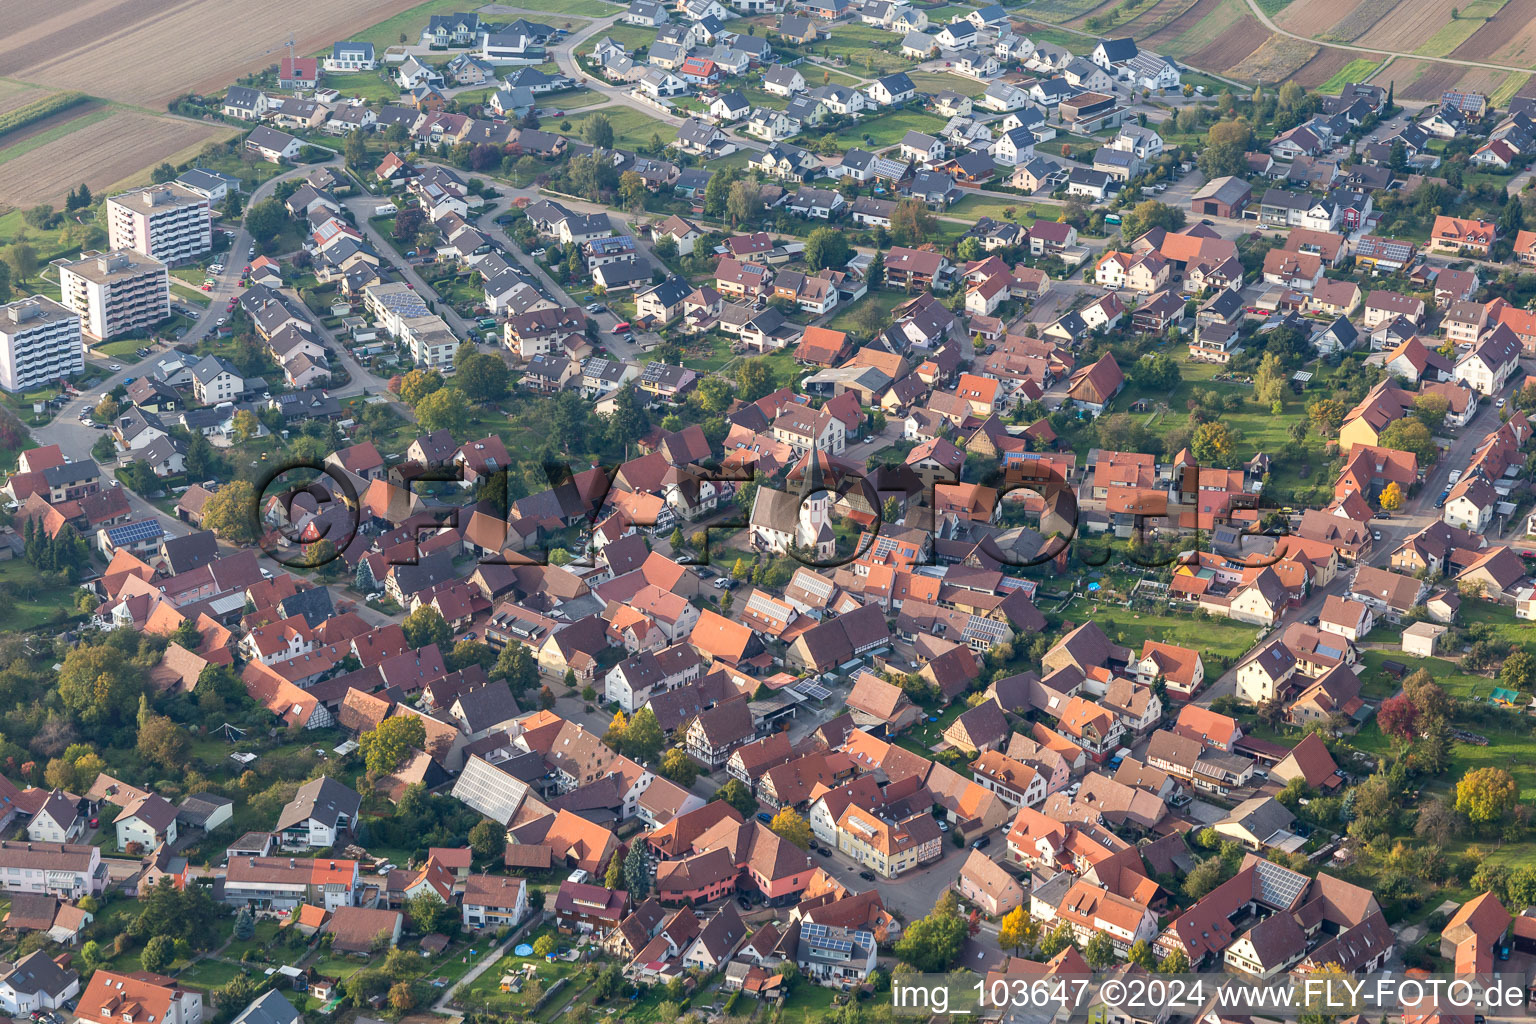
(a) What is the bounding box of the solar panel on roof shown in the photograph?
[110,520,164,544]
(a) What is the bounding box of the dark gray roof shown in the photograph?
[275,776,360,833]
[161,530,220,574]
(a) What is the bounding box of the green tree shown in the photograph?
[1378,418,1436,463]
[141,934,174,973]
[736,357,774,401]
[624,840,650,898]
[727,180,760,224]
[3,242,37,285]
[360,717,427,777]
[804,226,852,271]
[605,851,624,889]
[714,777,757,817]
[345,129,369,167]
[1119,199,1186,241]
[468,819,506,860]
[1040,920,1077,957]
[867,250,884,288]
[660,747,697,786]
[1253,352,1287,404]
[245,199,286,244]
[402,605,452,650]
[137,715,191,771]
[407,888,450,933]
[1308,398,1347,437]
[1197,118,1253,179]
[893,891,966,972]
[769,807,813,849]
[1127,938,1155,969]
[1503,649,1536,691]
[1183,856,1225,899]
[455,353,510,402]
[704,168,733,217]
[618,170,648,211]
[233,906,255,941]
[1158,949,1190,974]
[582,113,614,149]
[622,706,664,763]
[1083,931,1116,968]
[200,480,258,543]
[890,198,937,247]
[58,643,145,729]
[415,386,470,435]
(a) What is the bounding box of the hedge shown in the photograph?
[0,91,90,139]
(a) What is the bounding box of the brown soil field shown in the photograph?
[1449,67,1511,95]
[1186,17,1269,70]
[1377,56,1465,100]
[1451,0,1536,62]
[1320,0,1396,40]
[0,81,43,115]
[1113,0,1200,35]
[0,0,424,106]
[0,111,233,207]
[1288,47,1356,85]
[1355,0,1458,52]
[1226,35,1319,81]
[1141,0,1223,48]
[1274,0,1349,35]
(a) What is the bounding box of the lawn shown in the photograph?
[678,335,735,373]
[325,71,404,104]
[896,700,966,755]
[948,193,1067,222]
[589,23,657,51]
[1319,59,1383,94]
[818,25,914,74]
[504,0,624,15]
[777,985,841,1023]
[0,558,87,632]
[908,71,995,97]
[826,289,906,330]
[834,108,949,148]
[1118,360,1301,461]
[178,959,257,989]
[547,88,609,111]
[1056,595,1268,666]
[552,106,670,149]
[456,924,587,1014]
[172,281,212,307]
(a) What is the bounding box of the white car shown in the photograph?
[109,363,122,371]
[81,418,94,428]
[216,317,227,326]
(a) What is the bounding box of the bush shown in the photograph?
[0,92,88,139]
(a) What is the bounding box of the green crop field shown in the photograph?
[1319,59,1383,94]
[1414,0,1507,56]
[1019,0,1113,22]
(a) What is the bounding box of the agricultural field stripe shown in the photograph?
[1320,58,1382,93]
[0,90,89,141]
[0,104,112,167]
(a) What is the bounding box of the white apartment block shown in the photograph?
[404,315,457,369]
[57,250,170,341]
[106,184,213,264]
[0,841,106,897]
[0,296,82,392]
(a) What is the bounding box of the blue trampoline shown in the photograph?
[514,944,534,956]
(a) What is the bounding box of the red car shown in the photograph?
[611,321,631,334]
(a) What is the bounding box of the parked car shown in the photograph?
[109,363,122,371]
[970,835,991,850]
[737,896,752,911]
[858,871,876,881]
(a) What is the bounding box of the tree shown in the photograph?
[893,892,966,972]
[1127,939,1155,969]
[1119,200,1186,241]
[95,396,119,422]
[345,129,369,167]
[2,242,37,286]
[1413,392,1450,431]
[998,906,1033,954]
[1503,649,1536,691]
[1379,481,1404,512]
[727,180,760,224]
[1198,118,1253,179]
[623,706,664,763]
[245,199,286,244]
[1377,693,1419,741]
[736,357,775,401]
[804,227,851,271]
[1501,193,1526,237]
[58,644,144,729]
[360,717,427,777]
[604,850,624,889]
[1191,421,1235,466]
[1183,857,1225,899]
[1456,766,1517,825]
[769,807,812,849]
[388,983,416,1012]
[890,198,937,247]
[468,819,505,860]
[704,168,733,217]
[456,353,510,403]
[137,715,191,771]
[867,250,884,288]
[402,605,452,650]
[660,747,697,786]
[1254,352,1287,404]
[141,934,174,973]
[618,170,648,211]
[1132,352,1181,393]
[398,368,444,406]
[1277,80,1305,110]
[1158,949,1190,974]
[1040,920,1077,957]
[1378,418,1435,463]
[1308,398,1347,437]
[714,777,757,817]
[416,386,470,435]
[583,113,614,148]
[1083,931,1116,968]
[407,888,449,933]
[1414,799,1458,844]
[624,840,650,899]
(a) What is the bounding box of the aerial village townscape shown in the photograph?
[12,0,1536,1022]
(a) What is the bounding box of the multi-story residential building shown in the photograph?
[795,922,878,989]
[461,874,528,929]
[0,841,105,897]
[77,972,202,1024]
[57,250,169,341]
[833,803,943,878]
[0,296,82,393]
[220,856,359,910]
[106,184,212,264]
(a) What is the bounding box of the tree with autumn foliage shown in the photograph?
[1379,481,1404,511]
[1377,694,1419,743]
